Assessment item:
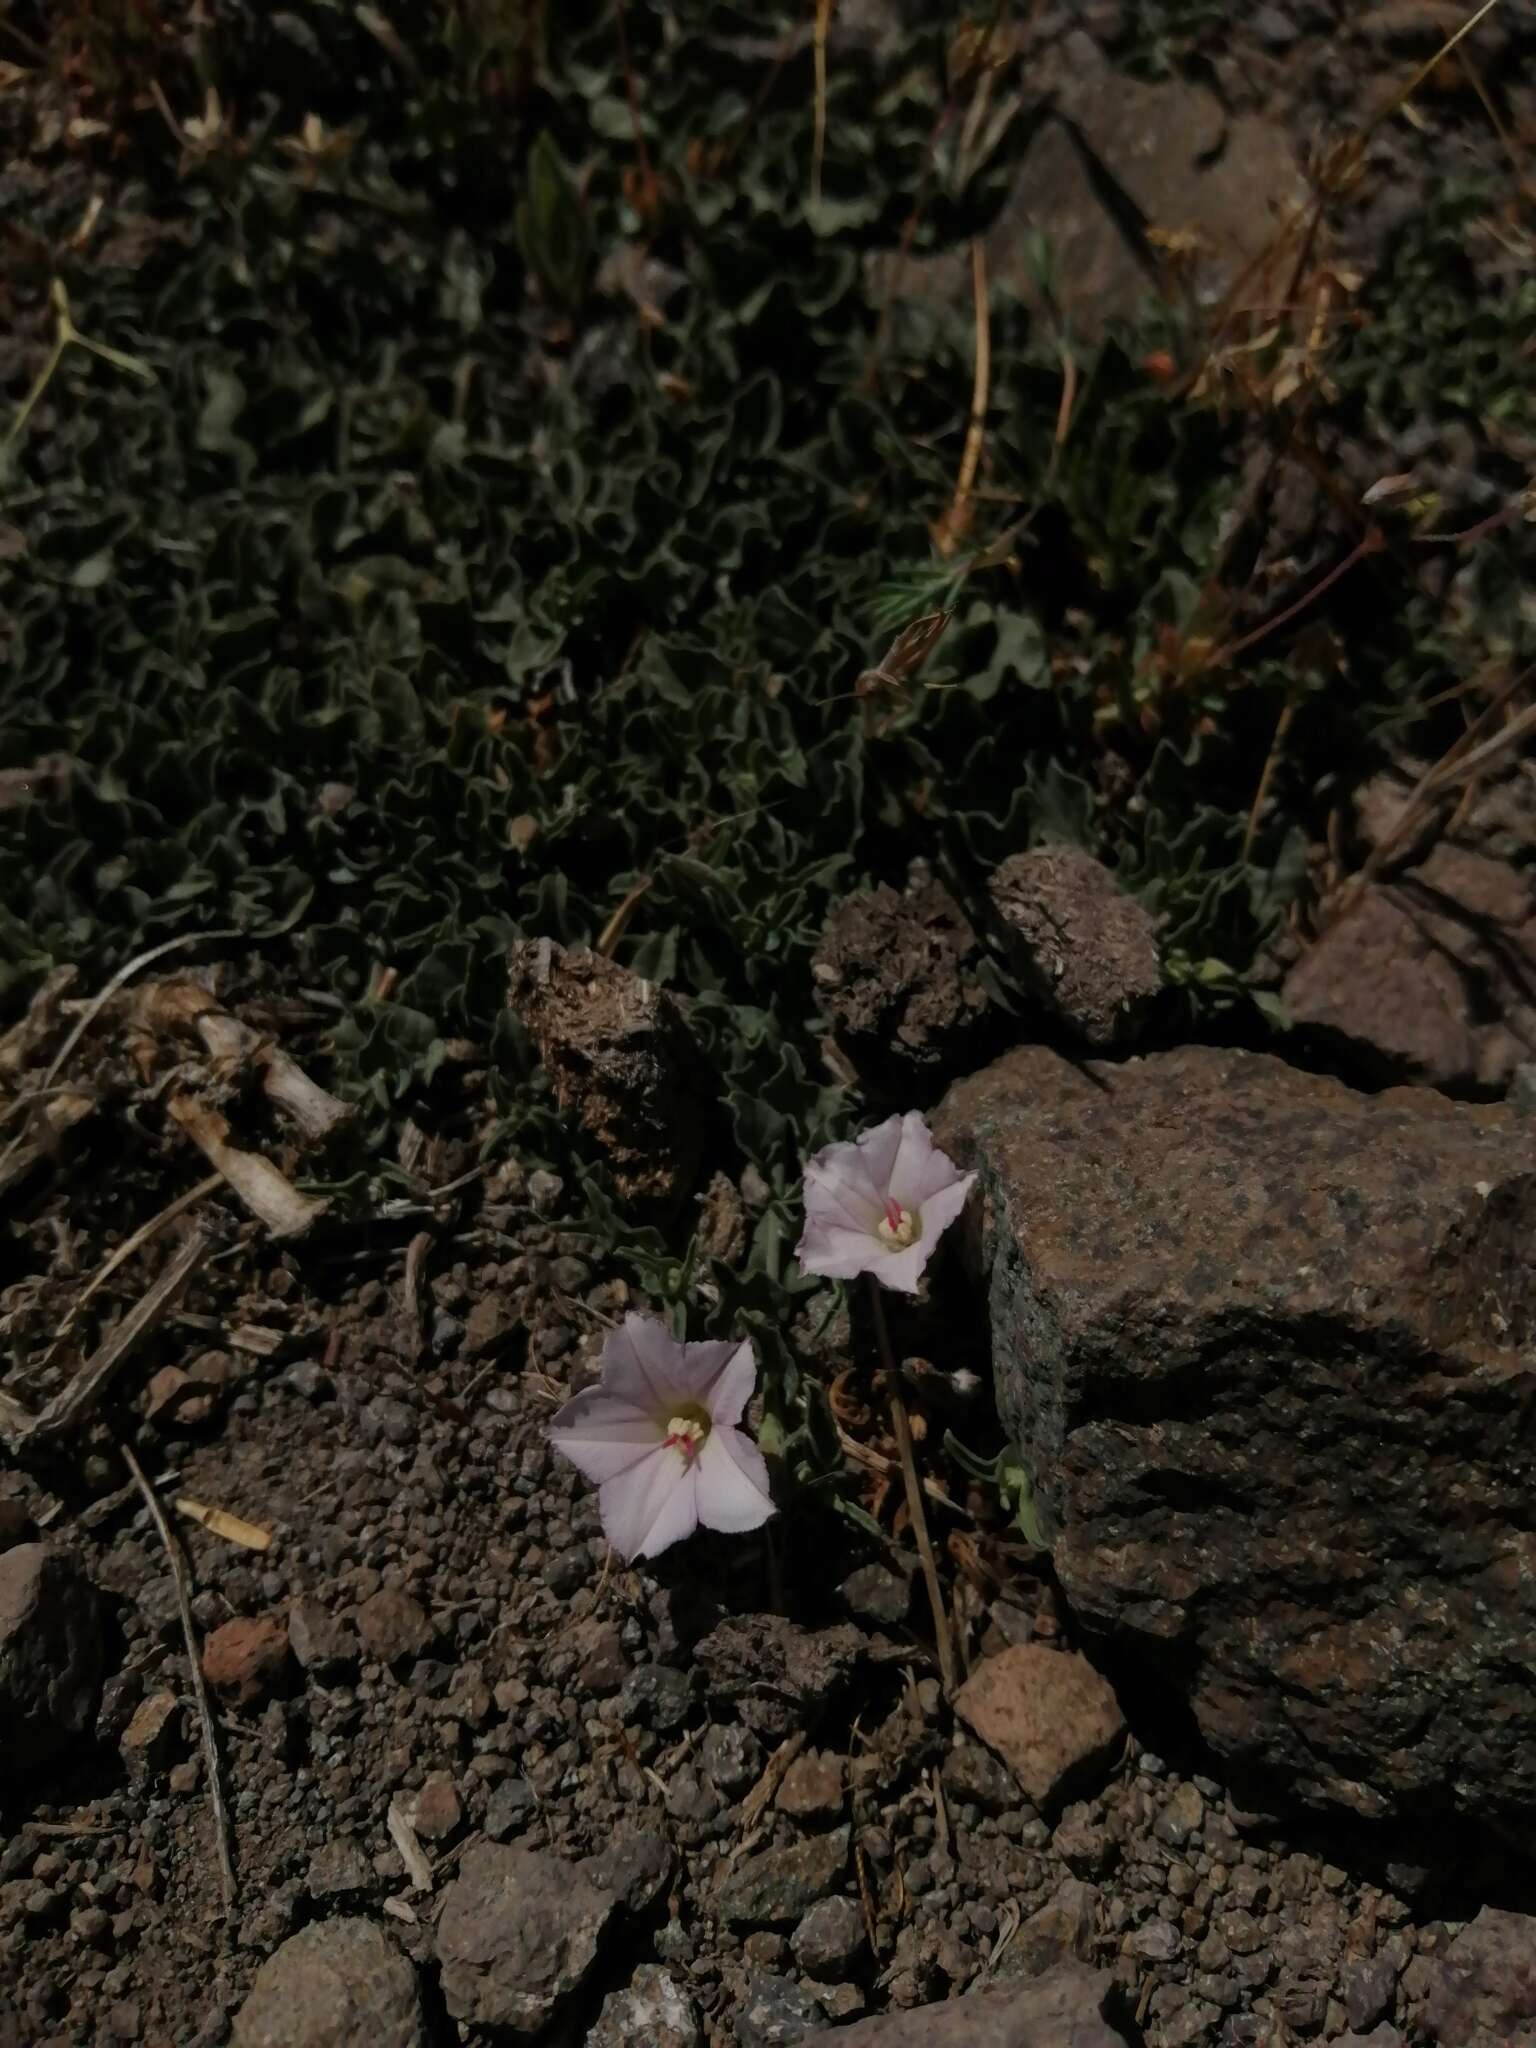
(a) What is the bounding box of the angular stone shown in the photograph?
[715,1825,850,1928]
[588,1965,700,2048]
[989,843,1161,1047]
[734,1972,826,2047]
[1283,844,1536,1092]
[941,1739,1018,1817]
[461,1294,515,1360]
[775,1749,845,1821]
[288,1598,358,1682]
[411,1770,461,1843]
[202,1616,291,1709]
[1423,1907,1536,2043]
[935,1043,1536,1828]
[231,1919,425,2048]
[579,1826,672,1914]
[996,1879,1098,1981]
[355,1588,432,1666]
[120,1691,183,1783]
[829,1964,1129,2045]
[791,1895,866,1980]
[838,1560,914,1629]
[0,1543,103,1776]
[953,1647,1124,1813]
[305,1837,373,1901]
[436,1842,616,2036]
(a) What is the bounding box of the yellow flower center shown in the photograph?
[662,1405,711,1465]
[876,1200,921,1250]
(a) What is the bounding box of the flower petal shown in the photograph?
[598,1446,699,1561]
[670,1336,749,1410]
[864,1239,931,1294]
[547,1386,663,1483]
[885,1111,945,1209]
[694,1427,775,1534]
[802,1152,885,1233]
[695,1338,758,1427]
[796,1221,884,1282]
[852,1113,907,1197]
[600,1312,684,1413]
[913,1167,975,1263]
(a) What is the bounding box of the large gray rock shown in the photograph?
[935,1044,1536,1829]
[435,1842,616,2036]
[828,1964,1128,2044]
[0,1543,103,1776]
[1423,1907,1536,2043]
[230,1920,425,2048]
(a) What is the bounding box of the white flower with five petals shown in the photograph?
[546,1313,775,1561]
[796,1110,976,1294]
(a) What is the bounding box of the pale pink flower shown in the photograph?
[797,1110,976,1294]
[547,1313,775,1562]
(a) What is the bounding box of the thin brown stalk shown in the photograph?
[118,1439,238,1911]
[810,0,836,207]
[1212,528,1384,669]
[867,1276,957,1695]
[612,0,656,199]
[935,239,990,558]
[1243,694,1298,861]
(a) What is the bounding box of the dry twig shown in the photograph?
[119,1439,237,1911]
[167,1097,327,1239]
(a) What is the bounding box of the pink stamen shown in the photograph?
[884,1198,904,1231]
[663,1429,699,1464]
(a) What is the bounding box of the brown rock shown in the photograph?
[1422,1907,1536,2043]
[1284,844,1536,1091]
[997,1879,1099,1982]
[0,1497,32,1552]
[813,878,997,1101]
[507,940,705,1211]
[437,1842,617,2035]
[143,1365,215,1430]
[828,1963,1129,2045]
[953,1647,1125,1813]
[0,1543,104,1776]
[356,1588,433,1666]
[288,1597,358,1682]
[120,1691,183,1782]
[461,1294,516,1360]
[202,1615,291,1709]
[935,1042,1536,1829]
[412,1770,463,1843]
[775,1749,846,1821]
[231,1918,426,2048]
[989,842,1161,1047]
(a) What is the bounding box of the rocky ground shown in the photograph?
[3,1,1536,2045]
